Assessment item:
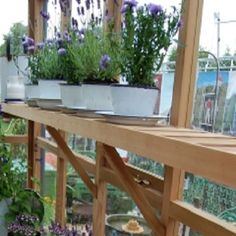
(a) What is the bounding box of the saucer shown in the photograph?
[36,99,62,110]
[96,111,168,126]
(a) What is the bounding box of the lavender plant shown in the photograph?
[8,214,42,236]
[120,1,182,87]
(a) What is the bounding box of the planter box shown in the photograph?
[111,85,159,116]
[60,84,85,107]
[25,84,39,100]
[38,80,65,99]
[82,84,112,110]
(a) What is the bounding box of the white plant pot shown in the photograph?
[38,80,65,99]
[82,84,112,110]
[111,85,159,116]
[6,75,25,99]
[60,84,85,107]
[0,198,11,235]
[24,84,39,100]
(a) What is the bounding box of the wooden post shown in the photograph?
[93,142,107,236]
[161,1,204,236]
[27,120,35,189]
[55,130,67,226]
[104,0,122,32]
[27,120,41,190]
[28,0,44,42]
[60,0,72,32]
[170,0,204,128]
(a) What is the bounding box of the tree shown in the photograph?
[0,22,27,57]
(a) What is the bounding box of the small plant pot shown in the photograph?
[0,199,11,235]
[111,84,159,116]
[82,83,112,110]
[60,84,85,107]
[24,84,39,100]
[38,80,66,99]
[6,76,25,100]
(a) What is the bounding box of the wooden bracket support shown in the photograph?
[103,144,166,236]
[46,125,97,198]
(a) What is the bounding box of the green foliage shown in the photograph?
[27,43,63,83]
[38,44,62,80]
[5,190,44,224]
[58,32,83,84]
[120,4,180,86]
[77,28,120,83]
[184,176,236,218]
[0,119,26,201]
[0,22,27,57]
[0,118,44,225]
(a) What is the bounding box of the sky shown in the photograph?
[1,0,236,57]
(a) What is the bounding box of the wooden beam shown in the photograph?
[93,142,107,235]
[170,200,236,236]
[104,144,166,236]
[37,136,58,154]
[46,126,97,197]
[101,167,163,209]
[28,0,44,42]
[55,130,67,226]
[1,135,28,144]
[170,0,204,128]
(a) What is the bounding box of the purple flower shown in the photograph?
[27,45,35,53]
[148,3,163,15]
[100,54,111,70]
[28,37,35,46]
[58,48,67,56]
[85,0,91,10]
[81,6,85,15]
[177,19,183,28]
[77,6,81,15]
[124,0,138,7]
[121,0,137,14]
[56,37,64,47]
[121,5,130,14]
[36,42,45,49]
[79,28,86,35]
[22,37,34,47]
[40,10,50,20]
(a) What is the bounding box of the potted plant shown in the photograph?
[58,27,86,108]
[79,27,120,110]
[22,37,42,103]
[111,1,182,116]
[36,41,66,100]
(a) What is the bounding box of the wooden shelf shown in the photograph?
[2,103,236,236]
[3,103,236,189]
